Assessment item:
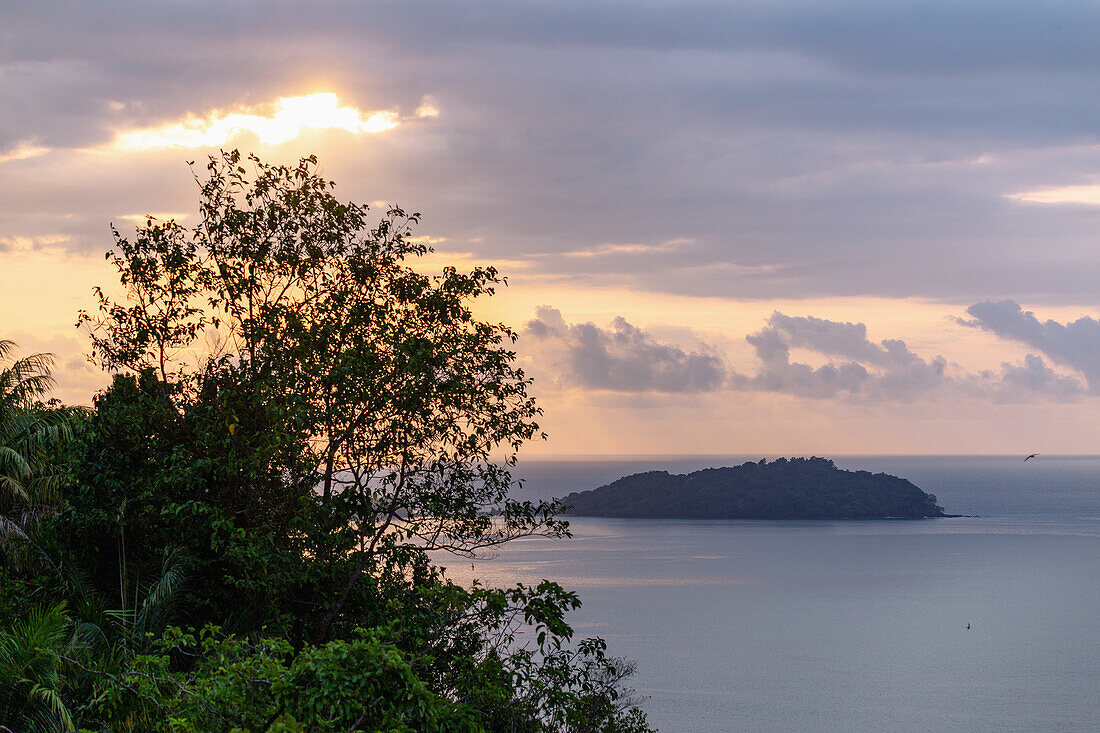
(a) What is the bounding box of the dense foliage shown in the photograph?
[562,457,947,519]
[0,152,654,732]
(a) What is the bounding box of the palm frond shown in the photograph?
[0,603,76,732]
[0,470,29,502]
[28,685,75,732]
[0,354,57,409]
[134,548,186,642]
[1,346,82,520]
[0,445,32,483]
[0,515,61,576]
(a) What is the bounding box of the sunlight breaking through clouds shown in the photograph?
[1007,184,1100,205]
[415,95,440,118]
[113,93,400,150]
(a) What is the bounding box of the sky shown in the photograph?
[3,0,1100,455]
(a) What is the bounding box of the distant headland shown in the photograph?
[561,457,948,519]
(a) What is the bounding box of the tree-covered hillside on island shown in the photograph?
[0,152,654,732]
[562,457,947,519]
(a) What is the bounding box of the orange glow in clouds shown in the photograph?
[114,93,400,150]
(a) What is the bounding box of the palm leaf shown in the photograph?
[0,603,77,732]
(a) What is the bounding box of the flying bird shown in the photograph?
[1024,453,1039,461]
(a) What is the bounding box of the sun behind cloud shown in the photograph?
[114,92,400,150]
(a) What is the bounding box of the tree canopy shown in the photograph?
[0,151,653,732]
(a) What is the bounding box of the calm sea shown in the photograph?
[443,456,1100,732]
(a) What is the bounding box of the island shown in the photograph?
[561,457,947,519]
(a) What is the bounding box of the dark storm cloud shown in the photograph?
[6,1,1100,300]
[524,308,1086,402]
[960,300,1100,392]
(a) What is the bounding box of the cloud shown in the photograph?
[522,307,727,392]
[9,2,1100,302]
[747,311,1088,402]
[995,354,1085,401]
[406,235,448,245]
[959,300,1100,392]
[115,212,190,225]
[743,313,949,400]
[557,239,691,259]
[0,234,74,253]
[112,93,400,150]
[523,307,1087,403]
[415,95,440,119]
[1007,184,1100,205]
[0,140,49,164]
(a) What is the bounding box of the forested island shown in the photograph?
[562,457,947,519]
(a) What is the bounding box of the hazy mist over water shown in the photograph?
[446,456,1100,732]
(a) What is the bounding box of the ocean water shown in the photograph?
[443,456,1100,732]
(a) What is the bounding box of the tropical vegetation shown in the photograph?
[0,152,654,732]
[562,457,946,519]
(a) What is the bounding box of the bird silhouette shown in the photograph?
[1025,453,1039,461]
